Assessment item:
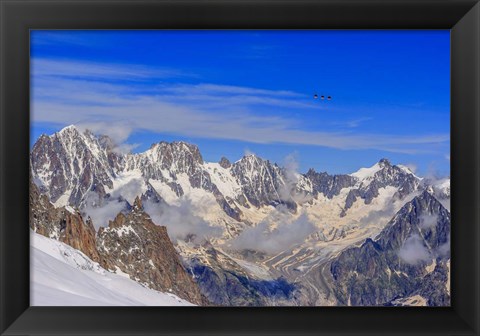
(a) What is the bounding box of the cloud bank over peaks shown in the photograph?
[144,197,224,244]
[229,206,317,255]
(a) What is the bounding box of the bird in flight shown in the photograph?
[314,93,332,100]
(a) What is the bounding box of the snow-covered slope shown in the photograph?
[30,231,195,306]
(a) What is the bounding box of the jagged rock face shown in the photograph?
[96,197,205,305]
[330,191,450,306]
[231,155,288,208]
[141,181,167,205]
[305,169,357,199]
[367,159,419,199]
[192,263,296,306]
[30,126,451,307]
[61,215,100,263]
[341,159,420,215]
[97,134,125,172]
[31,126,424,225]
[31,176,206,305]
[219,157,231,169]
[31,129,242,220]
[125,141,204,181]
[411,260,450,306]
[30,179,100,263]
[423,178,450,200]
[30,126,115,206]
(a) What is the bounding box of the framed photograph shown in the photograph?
[1,0,479,335]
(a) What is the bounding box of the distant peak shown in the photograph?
[58,124,79,134]
[149,141,166,150]
[219,156,231,169]
[242,153,261,161]
[238,154,266,167]
[350,161,383,180]
[150,140,198,151]
[83,128,95,137]
[378,158,391,167]
[421,187,435,198]
[133,196,143,211]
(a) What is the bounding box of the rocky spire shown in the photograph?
[133,196,143,211]
[219,156,231,169]
[96,197,207,305]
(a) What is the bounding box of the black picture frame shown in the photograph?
[1,1,479,335]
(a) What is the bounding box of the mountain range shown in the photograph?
[30,125,451,306]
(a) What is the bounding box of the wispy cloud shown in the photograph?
[330,117,373,129]
[31,58,449,155]
[398,233,432,265]
[144,197,223,244]
[32,58,186,82]
[229,206,317,254]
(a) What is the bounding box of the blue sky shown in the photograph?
[30,30,450,176]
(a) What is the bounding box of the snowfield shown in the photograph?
[30,231,195,306]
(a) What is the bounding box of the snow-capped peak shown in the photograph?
[350,162,383,181]
[58,124,78,133]
[236,153,260,163]
[396,164,422,180]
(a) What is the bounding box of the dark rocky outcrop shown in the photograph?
[330,191,450,306]
[31,177,206,305]
[305,169,357,199]
[219,157,231,169]
[231,155,294,210]
[341,159,420,215]
[186,243,296,306]
[30,177,100,263]
[96,197,206,305]
[30,126,115,206]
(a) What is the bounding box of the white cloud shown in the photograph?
[404,163,418,173]
[109,179,146,204]
[243,148,256,157]
[32,58,183,81]
[278,153,313,204]
[77,121,139,154]
[436,234,450,258]
[229,207,317,254]
[82,192,126,230]
[331,117,373,129]
[419,214,438,229]
[81,179,145,230]
[143,198,223,244]
[398,233,431,265]
[165,83,302,98]
[31,58,450,155]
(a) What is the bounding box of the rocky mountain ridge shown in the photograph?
[31,125,444,224]
[30,176,205,305]
[30,125,451,306]
[330,190,450,306]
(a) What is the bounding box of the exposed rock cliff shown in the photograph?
[330,191,450,306]
[30,178,206,305]
[30,177,100,262]
[95,197,206,305]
